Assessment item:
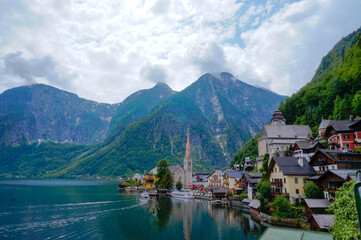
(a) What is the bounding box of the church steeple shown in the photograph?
[183,128,193,188]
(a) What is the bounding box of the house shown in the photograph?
[292,140,324,162]
[309,214,334,232]
[266,156,316,204]
[207,170,225,188]
[192,172,209,188]
[259,226,332,240]
[223,170,244,194]
[212,188,228,200]
[322,118,361,151]
[309,149,361,174]
[240,172,262,200]
[131,173,144,183]
[304,199,331,220]
[142,172,156,188]
[258,110,312,159]
[314,169,360,200]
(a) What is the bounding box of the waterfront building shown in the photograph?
[309,214,335,232]
[150,165,185,189]
[223,170,243,194]
[259,226,332,240]
[192,172,209,188]
[258,110,312,160]
[266,156,316,204]
[304,199,331,220]
[240,172,262,200]
[207,170,225,188]
[142,172,156,188]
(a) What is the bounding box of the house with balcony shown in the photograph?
[312,169,360,200]
[258,110,312,160]
[292,140,324,162]
[322,118,361,151]
[192,172,209,188]
[266,156,316,204]
[309,149,361,174]
[142,172,156,188]
[207,170,225,188]
[240,172,262,199]
[223,170,244,194]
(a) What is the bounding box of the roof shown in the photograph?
[242,198,251,204]
[326,120,361,132]
[192,174,207,182]
[311,214,335,230]
[248,172,262,178]
[207,170,224,178]
[212,188,228,193]
[259,226,332,240]
[260,124,312,139]
[225,170,244,179]
[294,140,321,150]
[243,172,262,184]
[318,119,332,130]
[307,175,322,180]
[249,199,260,209]
[268,157,316,176]
[320,169,361,181]
[304,199,330,209]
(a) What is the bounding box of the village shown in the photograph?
[120,110,361,236]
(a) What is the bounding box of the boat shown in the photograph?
[171,191,194,199]
[140,192,150,201]
[210,200,221,204]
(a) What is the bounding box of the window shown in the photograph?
[337,136,340,140]
[296,189,299,194]
[344,134,350,139]
[275,168,277,173]
[284,178,286,183]
[303,178,306,183]
[346,143,350,148]
[285,188,287,193]
[295,178,298,184]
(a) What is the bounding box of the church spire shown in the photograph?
[186,128,191,157]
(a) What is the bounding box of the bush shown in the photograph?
[304,181,323,199]
[271,195,295,218]
[176,180,183,191]
[256,179,272,201]
[238,192,248,201]
[121,182,130,187]
[226,191,233,196]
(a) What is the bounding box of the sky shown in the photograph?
[0,0,360,103]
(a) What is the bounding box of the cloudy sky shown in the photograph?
[0,0,360,103]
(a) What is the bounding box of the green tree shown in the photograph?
[262,153,270,172]
[352,91,361,116]
[272,195,294,218]
[176,180,183,190]
[304,181,323,199]
[159,170,173,190]
[327,181,358,240]
[256,179,272,201]
[156,159,170,186]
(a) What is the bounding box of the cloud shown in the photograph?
[0,0,360,103]
[140,64,167,83]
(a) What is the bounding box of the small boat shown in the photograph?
[140,192,150,201]
[171,191,194,199]
[210,200,221,204]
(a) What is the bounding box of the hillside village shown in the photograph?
[126,110,361,233]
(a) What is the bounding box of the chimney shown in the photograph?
[298,156,304,167]
[350,115,354,121]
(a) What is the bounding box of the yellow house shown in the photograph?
[142,171,157,188]
[266,156,316,204]
[223,171,244,194]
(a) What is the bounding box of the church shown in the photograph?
[149,129,193,188]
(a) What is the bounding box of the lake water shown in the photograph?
[0,179,266,240]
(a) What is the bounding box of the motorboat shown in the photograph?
[171,191,195,199]
[140,192,150,201]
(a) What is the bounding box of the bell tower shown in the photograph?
[183,128,193,188]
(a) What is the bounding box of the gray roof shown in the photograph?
[225,170,244,179]
[248,172,262,178]
[322,169,361,181]
[305,199,330,209]
[192,174,207,182]
[294,140,320,150]
[312,214,334,230]
[259,226,332,240]
[317,149,361,162]
[307,175,322,180]
[249,199,260,209]
[271,157,316,176]
[242,198,251,203]
[326,120,361,132]
[318,119,332,130]
[260,124,312,139]
[212,188,228,193]
[207,170,224,179]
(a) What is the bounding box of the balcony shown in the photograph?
[271,181,283,187]
[328,139,338,145]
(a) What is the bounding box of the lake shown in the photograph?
[0,179,266,240]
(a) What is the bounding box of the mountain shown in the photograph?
[49,72,286,178]
[0,84,118,145]
[109,82,176,134]
[279,27,361,134]
[0,82,176,146]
